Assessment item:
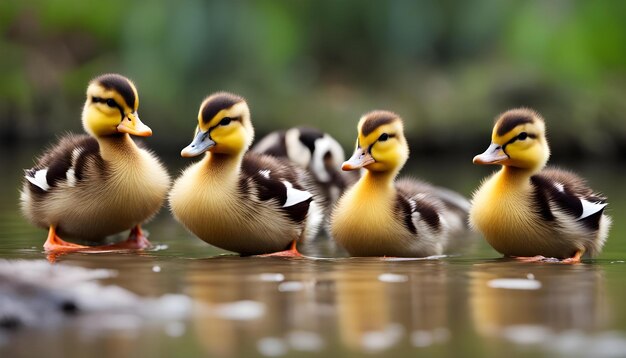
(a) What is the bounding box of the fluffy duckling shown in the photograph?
[169,92,323,256]
[20,74,170,251]
[469,108,611,262]
[330,111,470,257]
[252,126,358,212]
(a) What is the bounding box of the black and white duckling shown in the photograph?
[168,92,323,256]
[330,111,470,257]
[20,74,170,252]
[252,127,359,219]
[469,108,612,263]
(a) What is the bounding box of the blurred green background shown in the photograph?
[1,0,626,160]
[2,5,626,357]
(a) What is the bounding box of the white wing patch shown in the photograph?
[259,169,271,179]
[554,182,565,192]
[71,147,84,163]
[578,198,607,220]
[282,181,312,207]
[26,169,50,191]
[66,168,77,187]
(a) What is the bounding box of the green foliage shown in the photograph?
[1,0,626,158]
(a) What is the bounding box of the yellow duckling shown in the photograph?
[20,74,170,251]
[469,108,611,262]
[331,111,470,257]
[169,92,323,256]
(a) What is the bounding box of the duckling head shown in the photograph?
[82,74,151,137]
[473,108,550,172]
[181,92,253,157]
[342,110,409,174]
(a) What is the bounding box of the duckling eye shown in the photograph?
[219,117,232,126]
[106,99,117,108]
[518,132,528,140]
[378,133,389,142]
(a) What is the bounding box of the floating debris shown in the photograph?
[498,325,626,358]
[278,281,305,292]
[361,323,404,352]
[411,327,451,347]
[378,273,409,283]
[258,273,285,282]
[287,330,325,352]
[212,300,265,321]
[487,278,542,290]
[257,337,288,357]
[152,265,162,273]
[0,259,192,332]
[165,321,186,337]
[501,325,551,345]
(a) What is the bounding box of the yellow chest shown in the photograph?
[332,180,409,252]
[469,171,553,255]
[107,150,169,198]
[170,161,241,228]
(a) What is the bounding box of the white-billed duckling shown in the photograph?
[469,108,611,263]
[169,92,323,256]
[20,74,170,252]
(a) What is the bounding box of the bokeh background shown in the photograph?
[3,3,626,357]
[2,0,626,161]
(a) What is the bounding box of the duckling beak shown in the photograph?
[117,112,152,137]
[342,147,375,171]
[473,143,508,165]
[181,130,215,157]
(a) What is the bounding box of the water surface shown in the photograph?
[2,147,626,358]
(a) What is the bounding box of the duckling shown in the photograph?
[252,126,359,214]
[330,111,470,257]
[469,108,611,262]
[168,92,323,256]
[20,74,170,252]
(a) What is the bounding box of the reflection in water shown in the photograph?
[470,261,608,342]
[185,257,329,357]
[184,257,453,356]
[334,259,449,352]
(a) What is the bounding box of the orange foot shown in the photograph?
[561,250,584,264]
[513,250,583,264]
[43,226,90,252]
[44,225,151,252]
[104,226,152,250]
[257,240,303,258]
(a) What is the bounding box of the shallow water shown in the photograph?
[2,147,626,358]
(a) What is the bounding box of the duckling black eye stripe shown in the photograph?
[97,74,136,109]
[207,117,241,134]
[92,96,125,120]
[502,132,536,151]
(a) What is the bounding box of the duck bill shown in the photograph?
[473,143,508,165]
[181,130,215,157]
[342,147,375,171]
[117,112,152,137]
